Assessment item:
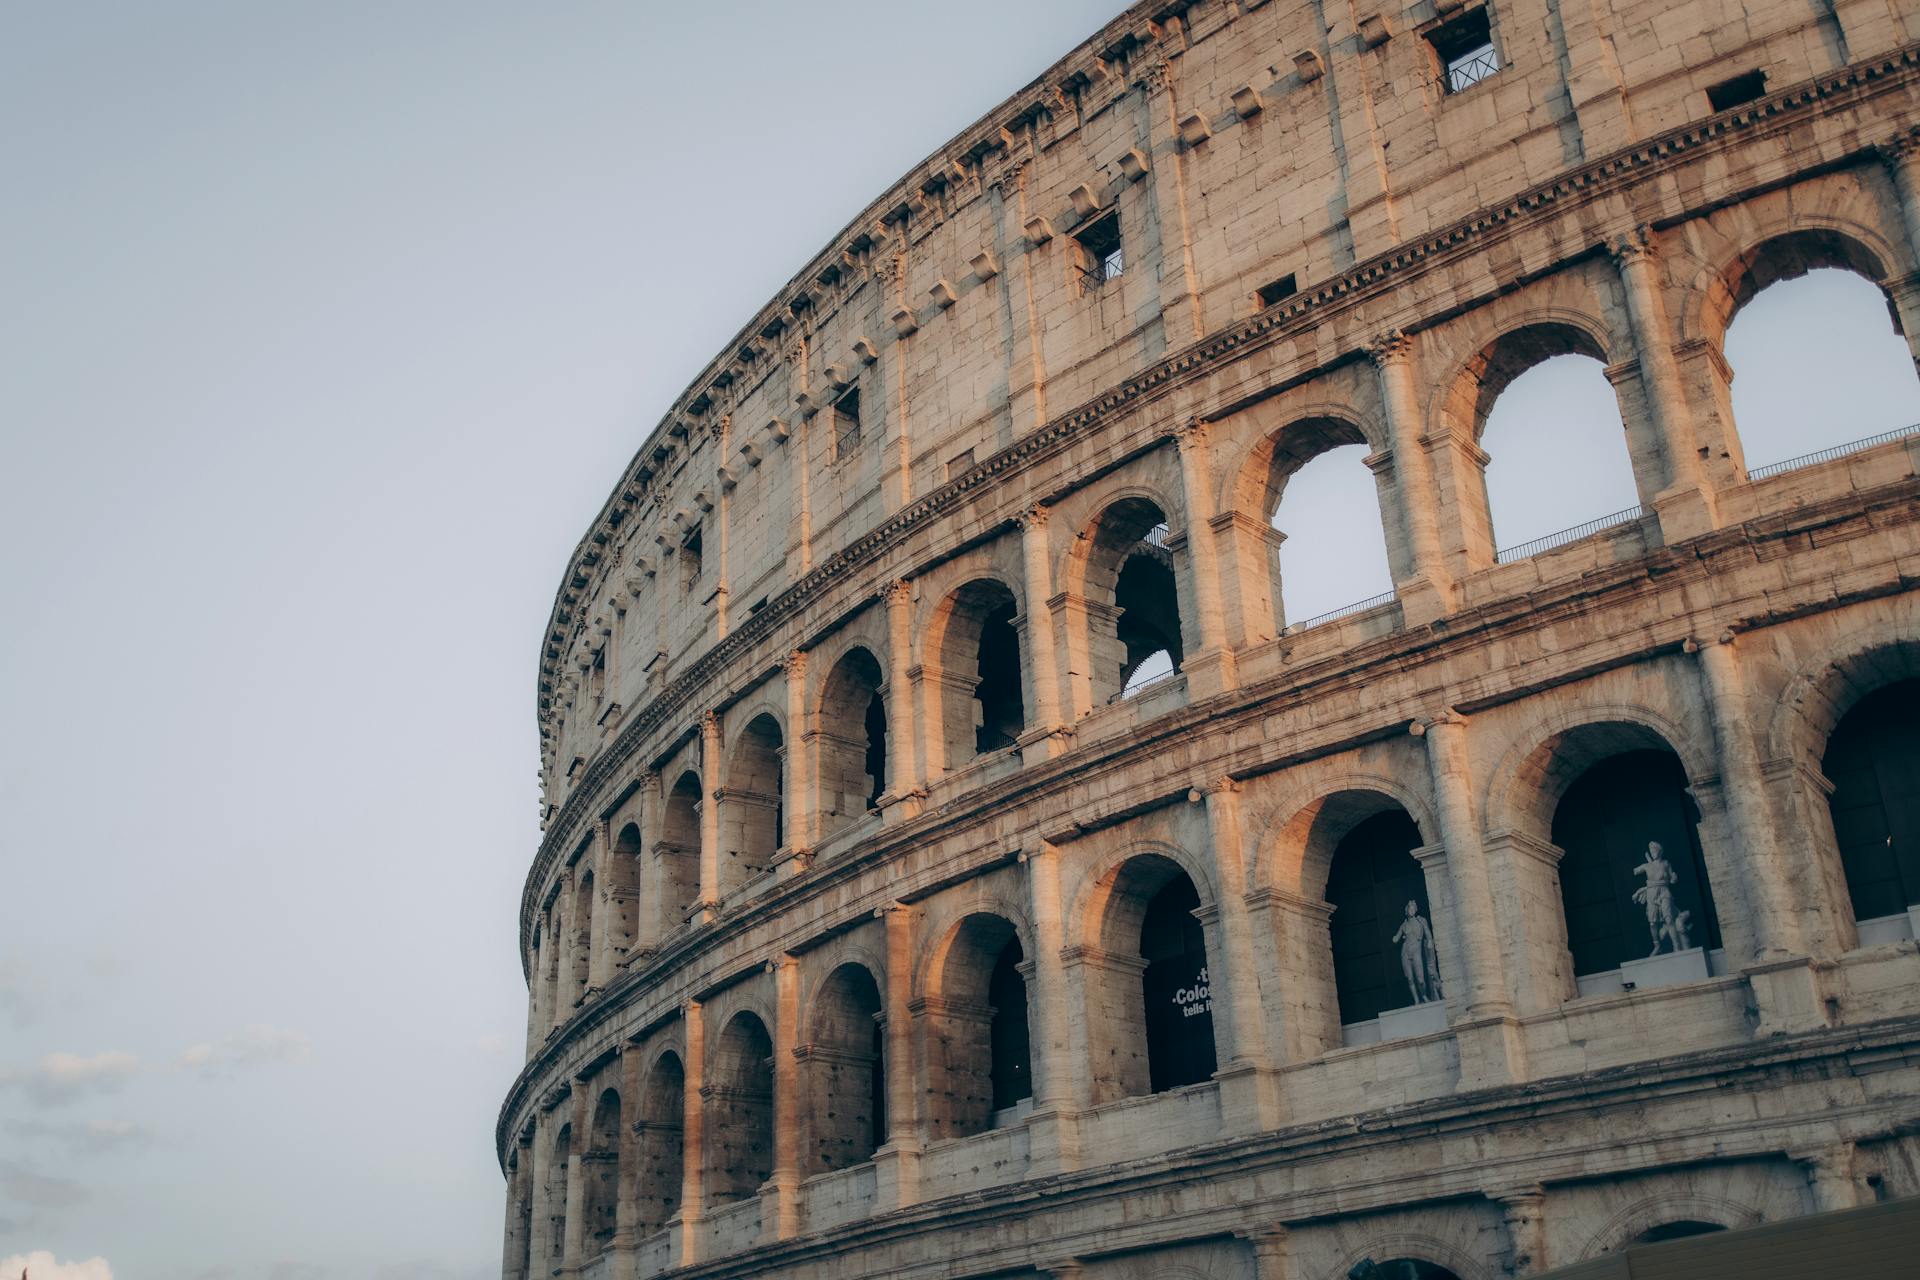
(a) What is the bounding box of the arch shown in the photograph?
[1701,226,1897,349]
[1332,1234,1485,1280]
[658,770,703,934]
[1327,808,1443,1027]
[721,713,784,896]
[804,961,886,1174]
[919,910,1032,1140]
[924,577,1027,772]
[1265,780,1440,901]
[1579,1192,1764,1259]
[817,646,887,837]
[1065,495,1187,705]
[705,1011,774,1207]
[635,1050,684,1235]
[583,1087,621,1258]
[1485,703,1712,838]
[1766,626,1920,768]
[1822,678,1920,925]
[569,867,594,1006]
[1269,433,1398,626]
[1077,848,1219,1102]
[605,822,642,956]
[545,1121,572,1263]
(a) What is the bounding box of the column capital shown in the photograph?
[1015,503,1052,531]
[1875,129,1920,172]
[880,577,912,607]
[780,648,807,677]
[1410,707,1468,735]
[1171,415,1213,450]
[1366,327,1413,366]
[1608,222,1659,269]
[700,709,720,736]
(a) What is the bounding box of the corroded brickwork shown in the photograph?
[500,2,1920,1278]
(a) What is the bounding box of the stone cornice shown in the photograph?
[527,43,1920,924]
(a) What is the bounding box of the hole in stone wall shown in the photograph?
[1706,69,1766,111]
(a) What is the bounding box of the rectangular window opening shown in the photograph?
[1427,8,1498,94]
[832,385,862,459]
[947,448,975,478]
[1257,273,1298,309]
[1706,69,1767,112]
[1074,212,1124,291]
[680,527,703,593]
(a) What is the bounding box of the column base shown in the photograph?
[1213,1059,1287,1133]
[1651,482,1717,543]
[1453,1011,1528,1091]
[871,1139,923,1211]
[1745,955,1834,1037]
[665,1209,699,1269]
[689,900,720,927]
[776,845,814,878]
[1180,645,1238,698]
[1394,573,1453,628]
[1023,1105,1083,1178]
[760,1170,804,1240]
[876,788,926,824]
[1016,723,1074,761]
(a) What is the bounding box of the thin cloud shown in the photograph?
[177,1024,311,1072]
[0,958,31,1028]
[9,1117,156,1154]
[0,1252,113,1280]
[0,1160,92,1212]
[1,1050,139,1106]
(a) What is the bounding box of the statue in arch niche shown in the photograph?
[1632,841,1693,956]
[1392,900,1444,1005]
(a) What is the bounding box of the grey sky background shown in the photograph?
[2,3,1917,1278]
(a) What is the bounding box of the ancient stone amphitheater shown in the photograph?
[498,2,1920,1277]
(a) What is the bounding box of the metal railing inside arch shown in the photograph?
[1746,422,1920,480]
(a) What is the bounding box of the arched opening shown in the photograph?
[1634,1220,1726,1245]
[1260,420,1396,627]
[1822,679,1920,930]
[921,912,1031,1140]
[1347,1261,1462,1280]
[1084,853,1217,1101]
[583,1088,621,1258]
[606,823,642,957]
[818,647,887,836]
[545,1122,571,1263]
[1072,498,1185,705]
[1327,809,1443,1033]
[804,963,886,1174]
[658,771,703,934]
[569,868,594,1006]
[1553,748,1723,989]
[721,714,784,896]
[635,1051,684,1235]
[929,580,1026,771]
[705,1012,774,1207]
[1140,874,1216,1093]
[1716,235,1920,473]
[1476,331,1644,560]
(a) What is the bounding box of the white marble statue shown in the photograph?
[1632,840,1694,956]
[1390,900,1443,1005]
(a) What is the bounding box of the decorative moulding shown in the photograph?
[970,249,999,281]
[1117,147,1151,181]
[717,466,737,492]
[693,489,714,513]
[1231,85,1264,117]
[667,419,690,438]
[1293,50,1325,82]
[929,279,958,309]
[793,388,819,417]
[891,306,919,337]
[1024,215,1057,245]
[1177,112,1212,147]
[1358,13,1392,48]
[766,417,792,442]
[823,362,851,390]
[738,441,761,468]
[852,337,881,364]
[1068,183,1102,218]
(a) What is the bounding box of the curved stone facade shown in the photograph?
[501,3,1920,1278]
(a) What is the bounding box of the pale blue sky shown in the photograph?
[3,4,1918,1278]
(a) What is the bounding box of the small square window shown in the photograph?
[832,386,862,459]
[1706,69,1766,112]
[1257,274,1298,309]
[680,527,703,593]
[1074,212,1124,290]
[1427,9,1499,94]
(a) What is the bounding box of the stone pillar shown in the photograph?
[1038,1258,1084,1280]
[557,867,582,1014]
[1021,840,1082,1175]
[696,712,721,922]
[1245,888,1340,1063]
[1417,712,1526,1086]
[780,651,814,869]
[879,579,924,821]
[1876,136,1920,371]
[873,904,924,1208]
[1368,330,1458,624]
[1016,506,1070,758]
[1196,779,1283,1130]
[605,1051,641,1280]
[527,937,548,1055]
[588,817,613,992]
[502,1136,534,1280]
[766,955,804,1238]
[636,770,664,951]
[562,1085,589,1275]
[1001,152,1051,435]
[1497,1185,1549,1276]
[1241,1226,1293,1280]
[1139,59,1206,344]
[674,1001,706,1268]
[1170,419,1237,695]
[1796,1142,1867,1213]
[529,1111,556,1280]
[1611,225,1717,541]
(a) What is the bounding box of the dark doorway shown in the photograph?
[988,937,1031,1111]
[1823,679,1920,922]
[1326,810,1431,1024]
[1139,875,1216,1093]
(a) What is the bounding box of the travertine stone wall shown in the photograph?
[502,1,1920,1278]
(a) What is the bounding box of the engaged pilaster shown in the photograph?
[779,651,815,872]
[1170,419,1238,695]
[695,712,722,923]
[1015,506,1071,758]
[1194,778,1283,1130]
[877,579,925,820]
[1368,330,1458,624]
[1020,840,1083,1175]
[872,903,924,1209]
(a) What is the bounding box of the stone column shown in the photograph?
[1244,888,1340,1062]
[674,1001,706,1268]
[696,712,721,922]
[502,1136,533,1280]
[1016,506,1070,758]
[1796,1142,1867,1213]
[1021,840,1082,1175]
[1417,712,1526,1086]
[1611,225,1717,540]
[780,651,814,869]
[557,867,582,1014]
[1497,1185,1549,1276]
[562,1085,589,1275]
[1241,1226,1293,1280]
[1368,330,1457,624]
[1001,151,1051,435]
[636,770,664,951]
[873,904,923,1208]
[879,579,924,819]
[766,955,804,1238]
[588,817,613,992]
[1170,419,1237,695]
[1196,779,1283,1130]
[1876,135,1920,370]
[528,1111,556,1280]
[1139,59,1206,344]
[1038,1259,1084,1280]
[527,937,548,1055]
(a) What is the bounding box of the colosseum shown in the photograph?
[498,1,1920,1277]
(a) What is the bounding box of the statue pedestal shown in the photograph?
[1618,946,1709,992]
[1377,1000,1450,1042]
